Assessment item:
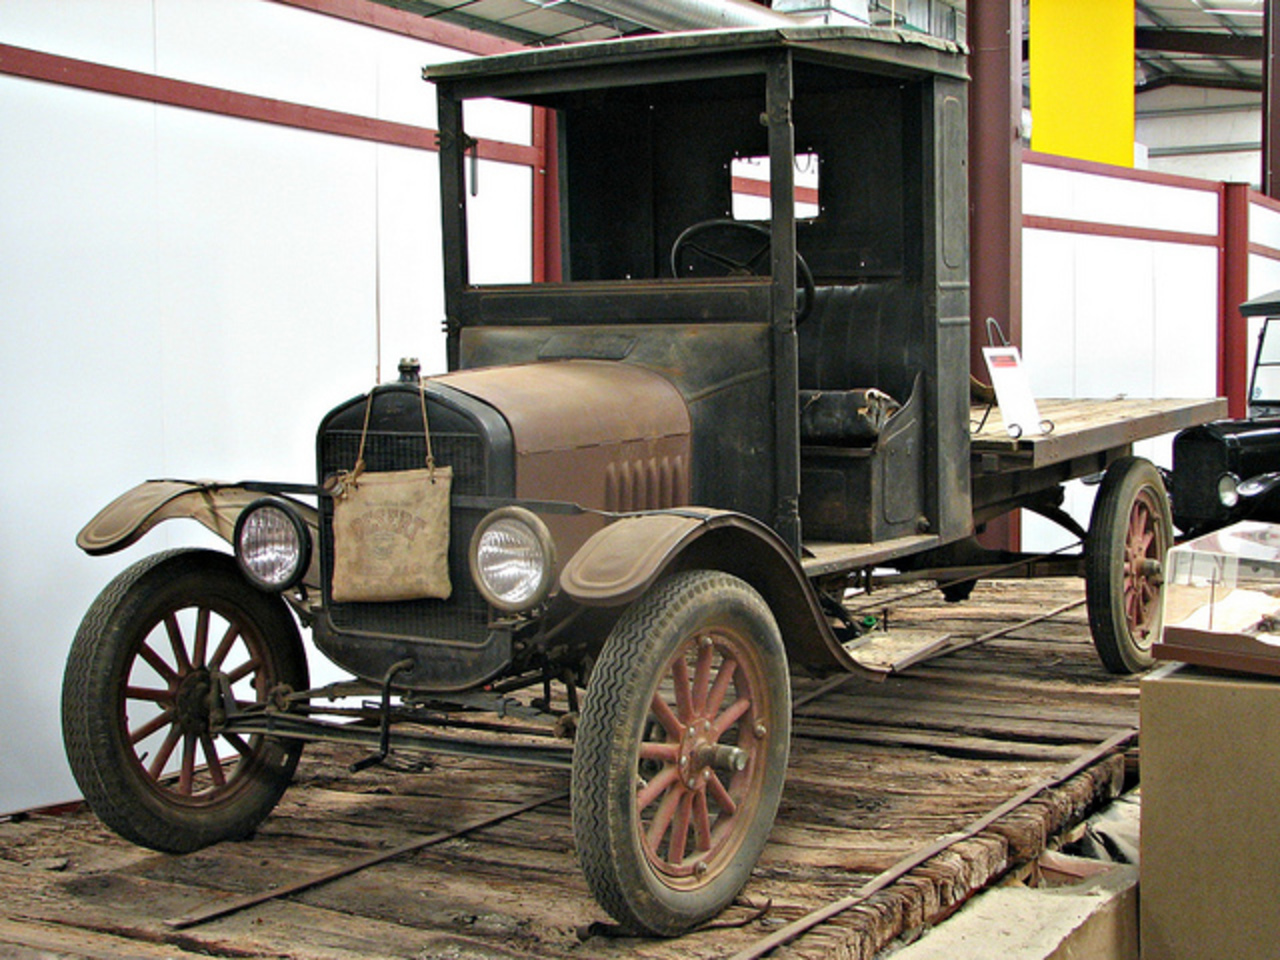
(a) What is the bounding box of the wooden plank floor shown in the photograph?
[0,577,1138,960]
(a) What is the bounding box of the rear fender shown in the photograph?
[560,509,871,678]
[76,480,321,589]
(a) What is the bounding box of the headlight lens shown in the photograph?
[1217,473,1241,509]
[235,499,311,591]
[470,507,556,612]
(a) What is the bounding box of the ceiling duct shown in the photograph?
[582,0,807,31]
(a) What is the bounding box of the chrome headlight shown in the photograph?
[469,506,556,613]
[235,499,311,591]
[1217,473,1241,509]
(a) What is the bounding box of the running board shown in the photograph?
[802,534,941,578]
[842,628,955,675]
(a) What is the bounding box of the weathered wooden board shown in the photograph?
[970,396,1225,469]
[0,578,1137,960]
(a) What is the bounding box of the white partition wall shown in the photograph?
[1019,155,1224,551]
[1017,156,1280,552]
[0,0,533,814]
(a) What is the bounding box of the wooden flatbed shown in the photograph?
[1,578,1138,960]
[970,397,1227,471]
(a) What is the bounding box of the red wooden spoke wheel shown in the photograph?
[1121,487,1164,643]
[636,627,770,882]
[573,570,790,936]
[63,550,308,852]
[1086,457,1173,675]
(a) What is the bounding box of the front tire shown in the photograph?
[1085,457,1173,674]
[62,549,309,853]
[572,570,791,936]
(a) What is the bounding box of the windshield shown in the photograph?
[1251,318,1280,411]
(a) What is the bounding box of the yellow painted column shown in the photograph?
[1030,0,1135,166]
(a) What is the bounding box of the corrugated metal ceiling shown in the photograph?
[1136,0,1265,90]
[371,0,1268,92]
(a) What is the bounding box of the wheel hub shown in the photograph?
[678,720,716,790]
[174,668,212,735]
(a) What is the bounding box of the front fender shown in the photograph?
[77,480,321,589]
[560,509,871,678]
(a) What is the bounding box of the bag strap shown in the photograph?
[346,382,437,489]
[416,377,436,476]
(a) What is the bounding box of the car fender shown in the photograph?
[76,480,321,589]
[559,508,872,678]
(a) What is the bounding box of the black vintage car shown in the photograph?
[1173,289,1280,537]
[63,26,1222,936]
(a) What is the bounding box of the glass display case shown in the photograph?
[1158,520,1280,675]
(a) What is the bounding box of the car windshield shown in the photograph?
[1252,317,1280,408]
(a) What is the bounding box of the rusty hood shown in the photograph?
[435,360,689,457]
[434,360,692,524]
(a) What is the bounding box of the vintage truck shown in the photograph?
[1173,287,1280,537]
[63,26,1222,936]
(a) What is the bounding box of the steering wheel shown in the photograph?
[670,219,815,324]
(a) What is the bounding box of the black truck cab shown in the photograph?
[427,26,973,559]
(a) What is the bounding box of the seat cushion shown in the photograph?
[799,388,900,445]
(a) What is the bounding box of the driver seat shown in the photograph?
[796,281,912,445]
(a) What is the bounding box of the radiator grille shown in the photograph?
[319,429,491,644]
[1172,431,1227,529]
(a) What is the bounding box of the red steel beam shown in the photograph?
[968,0,1024,367]
[1221,183,1251,416]
[1266,0,1279,199]
[968,0,1025,552]
[0,43,538,167]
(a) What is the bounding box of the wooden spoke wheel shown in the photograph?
[1085,457,1173,674]
[62,549,308,852]
[572,570,790,936]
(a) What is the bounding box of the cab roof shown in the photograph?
[423,24,968,97]
[1242,289,1280,317]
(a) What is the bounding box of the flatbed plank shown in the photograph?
[0,577,1137,960]
[970,396,1225,469]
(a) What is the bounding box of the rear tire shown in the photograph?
[1085,457,1172,674]
[572,570,790,936]
[62,549,308,852]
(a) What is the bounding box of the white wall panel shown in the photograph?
[377,145,448,378]
[1071,237,1157,397]
[155,0,451,128]
[464,97,533,147]
[155,0,379,117]
[1,0,157,72]
[1024,162,1219,236]
[466,160,534,285]
[0,77,165,813]
[0,6,530,815]
[1249,253,1280,297]
[1020,162,1223,554]
[1152,243,1219,397]
[383,38,450,129]
[152,109,379,480]
[1250,202,1280,251]
[1021,228,1078,396]
[4,0,454,130]
[1244,254,1280,375]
